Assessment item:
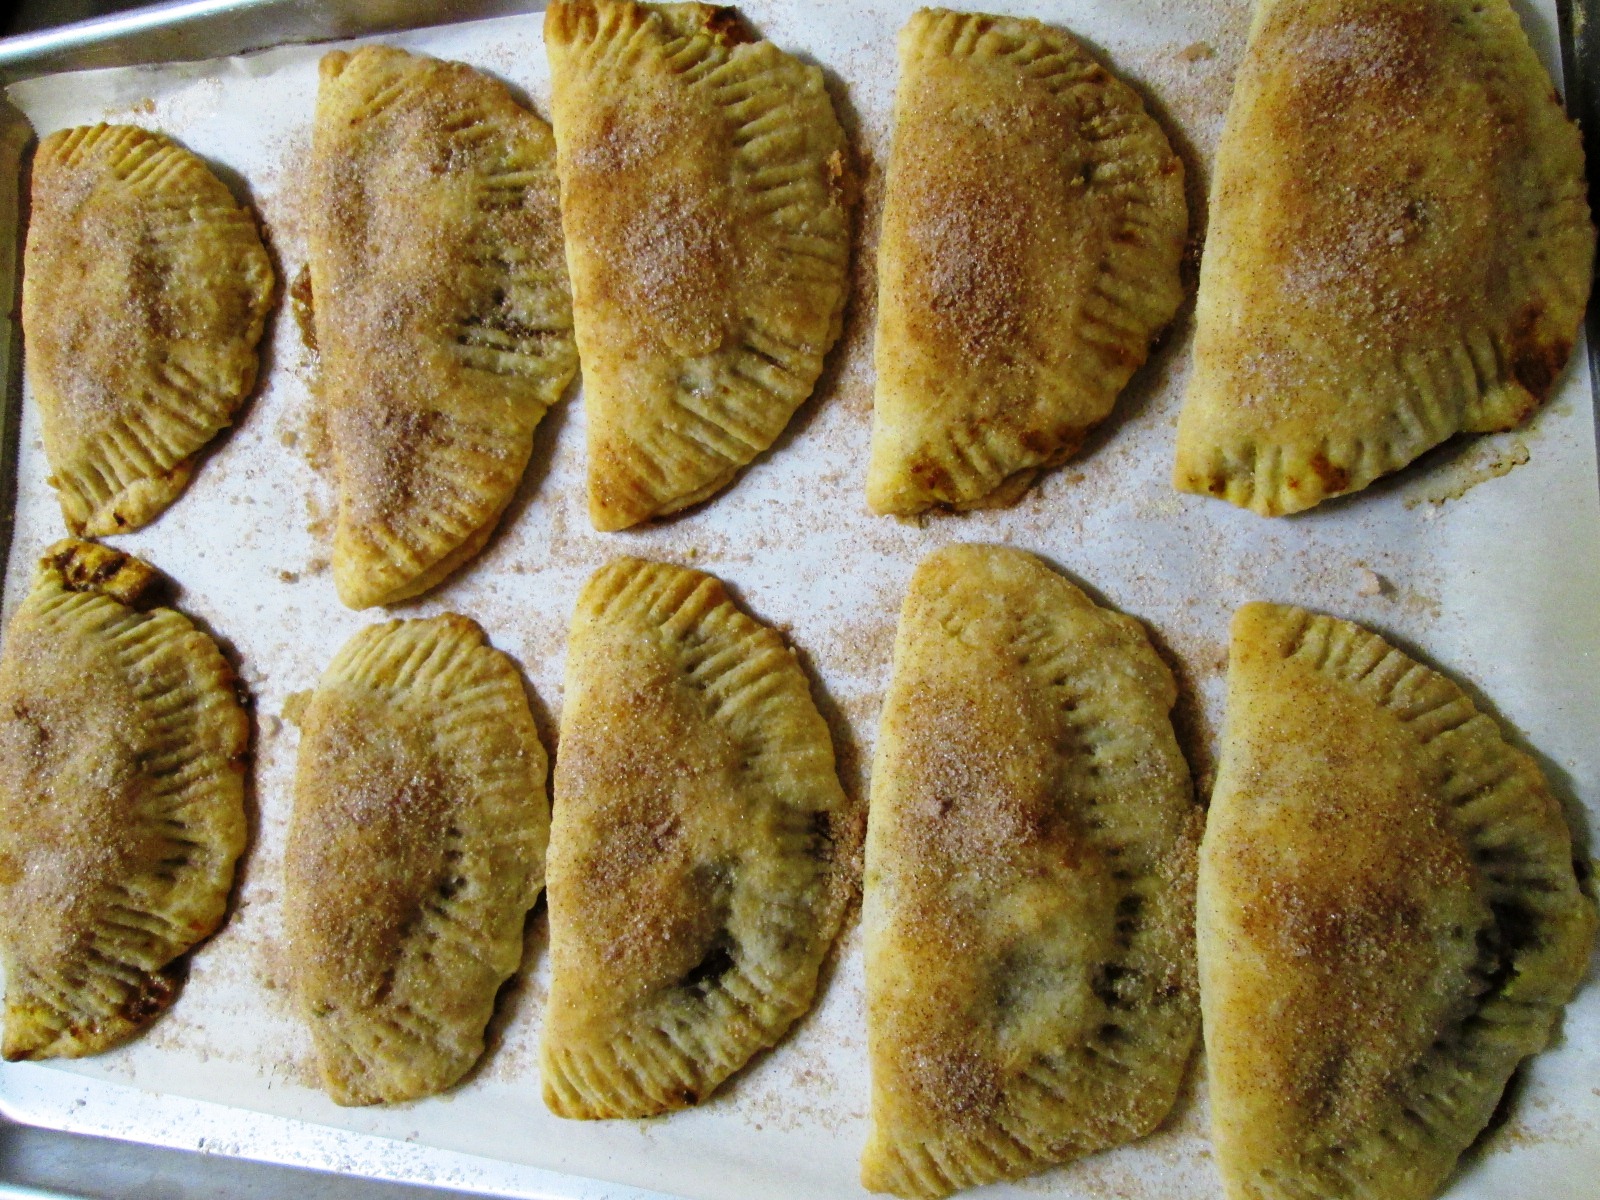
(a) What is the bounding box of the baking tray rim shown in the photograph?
[0,0,1595,1197]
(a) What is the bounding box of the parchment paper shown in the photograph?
[2,3,1597,1198]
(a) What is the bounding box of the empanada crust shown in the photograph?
[1198,604,1595,1200]
[862,545,1200,1198]
[0,540,248,1060]
[23,125,274,536]
[1175,0,1595,515]
[542,556,858,1117]
[285,614,548,1105]
[868,10,1186,516]
[545,1,852,530]
[309,46,577,609]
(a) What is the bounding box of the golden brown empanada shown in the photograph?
[284,614,547,1105]
[862,544,1200,1198]
[23,125,274,536]
[545,1,852,531]
[542,556,857,1117]
[1199,603,1595,1200]
[0,540,248,1059]
[1174,0,1595,515]
[867,10,1186,516]
[309,46,577,609]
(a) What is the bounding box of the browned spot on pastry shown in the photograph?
[119,969,179,1030]
[909,457,954,497]
[1309,452,1350,494]
[1508,302,1565,400]
[1017,429,1053,456]
[701,5,749,45]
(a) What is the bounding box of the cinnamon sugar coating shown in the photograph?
[285,614,547,1105]
[0,540,248,1060]
[542,556,858,1117]
[862,545,1200,1197]
[868,10,1187,516]
[308,46,576,608]
[545,1,852,530]
[1199,604,1595,1200]
[23,125,274,536]
[1175,0,1595,514]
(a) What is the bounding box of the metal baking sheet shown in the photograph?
[0,2,1597,1198]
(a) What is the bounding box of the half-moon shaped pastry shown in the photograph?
[1174,0,1595,515]
[0,540,248,1060]
[1199,603,1595,1200]
[862,544,1200,1198]
[542,557,856,1117]
[309,46,578,608]
[284,614,548,1105]
[23,124,274,536]
[867,10,1186,516]
[545,1,852,531]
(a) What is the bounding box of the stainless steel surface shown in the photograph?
[1572,0,1600,472]
[8,1,149,36]
[1,1119,484,1200]
[0,0,534,80]
[0,1060,677,1199]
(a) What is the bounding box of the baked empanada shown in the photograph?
[545,1,851,531]
[284,614,547,1105]
[867,10,1186,516]
[1174,0,1595,515]
[0,540,248,1059]
[1199,603,1595,1200]
[862,544,1200,1198]
[23,124,274,536]
[542,557,856,1117]
[309,46,577,609]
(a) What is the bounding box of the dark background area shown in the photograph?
[9,1,152,34]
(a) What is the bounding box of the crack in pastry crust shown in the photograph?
[867,10,1187,516]
[1199,603,1596,1200]
[862,544,1200,1198]
[23,125,275,537]
[0,540,249,1060]
[1174,0,1595,515]
[309,46,577,608]
[285,614,548,1105]
[545,1,852,531]
[542,556,859,1117]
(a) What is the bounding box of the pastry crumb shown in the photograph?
[1407,438,1531,508]
[1177,41,1215,62]
[1354,568,1385,597]
[280,692,312,726]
